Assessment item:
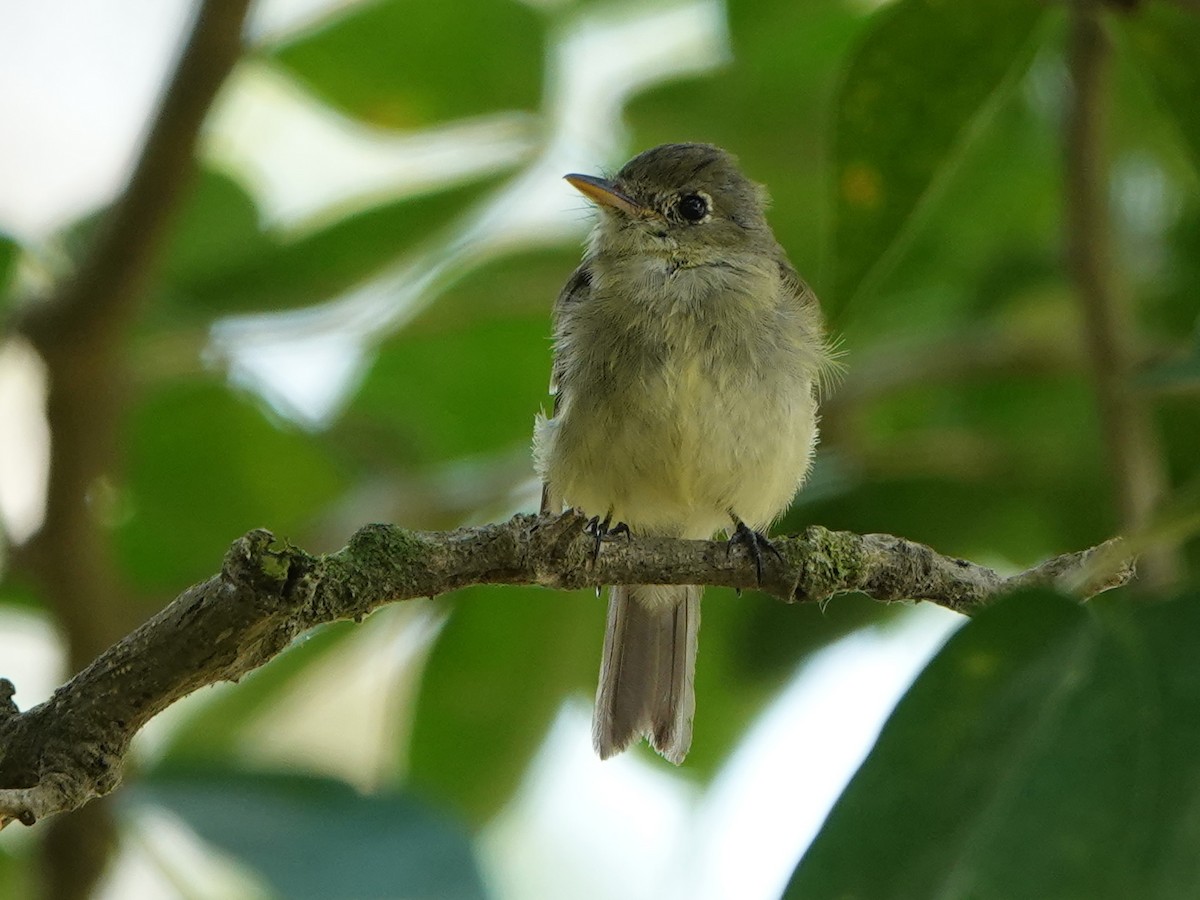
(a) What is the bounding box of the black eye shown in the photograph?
[678,193,709,222]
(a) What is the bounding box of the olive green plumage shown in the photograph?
[535,143,833,763]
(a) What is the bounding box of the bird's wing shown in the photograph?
[547,262,593,400]
[540,262,593,515]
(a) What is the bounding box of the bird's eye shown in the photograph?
[678,193,709,222]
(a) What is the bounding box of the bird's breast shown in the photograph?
[546,286,819,536]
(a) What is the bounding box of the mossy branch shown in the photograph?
[0,511,1133,829]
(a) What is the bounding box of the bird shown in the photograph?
[533,143,833,764]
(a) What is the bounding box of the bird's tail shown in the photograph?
[593,584,700,765]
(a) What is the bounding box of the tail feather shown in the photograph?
[593,584,700,765]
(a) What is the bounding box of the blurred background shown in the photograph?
[1,0,1198,897]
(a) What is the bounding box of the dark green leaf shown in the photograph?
[408,585,602,823]
[161,169,269,291]
[116,380,345,592]
[829,0,1048,309]
[785,588,1200,900]
[1123,2,1200,175]
[130,768,486,900]
[269,0,543,128]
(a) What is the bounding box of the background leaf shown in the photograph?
[340,248,569,469]
[116,380,345,593]
[158,621,359,763]
[407,585,602,823]
[0,234,17,305]
[155,169,514,318]
[130,768,487,900]
[1122,2,1200,176]
[785,587,1200,900]
[269,0,544,128]
[829,0,1048,309]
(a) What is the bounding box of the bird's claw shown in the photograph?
[727,518,782,585]
[585,513,631,565]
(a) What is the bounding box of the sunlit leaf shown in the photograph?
[269,0,543,128]
[1123,2,1200,175]
[116,380,345,592]
[829,0,1048,309]
[785,588,1200,899]
[131,768,487,900]
[408,585,601,823]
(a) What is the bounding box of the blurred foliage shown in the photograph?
[268,0,544,128]
[129,768,487,899]
[155,168,515,319]
[785,587,1200,899]
[408,586,602,822]
[0,234,16,303]
[1123,1,1200,173]
[115,380,345,593]
[826,0,1049,310]
[2,0,1199,895]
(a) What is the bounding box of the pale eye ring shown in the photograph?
[678,193,709,222]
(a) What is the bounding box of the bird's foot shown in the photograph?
[585,511,631,565]
[727,516,783,585]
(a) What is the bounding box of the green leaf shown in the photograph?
[785,588,1200,899]
[156,169,511,317]
[0,234,17,304]
[269,0,543,128]
[177,174,511,315]
[130,768,487,900]
[162,169,269,292]
[408,585,602,823]
[116,380,345,592]
[829,0,1048,309]
[0,846,33,900]
[1123,2,1200,176]
[342,248,573,467]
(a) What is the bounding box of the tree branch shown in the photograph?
[7,4,253,894]
[0,511,1133,829]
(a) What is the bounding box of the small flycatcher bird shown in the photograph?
[534,143,833,764]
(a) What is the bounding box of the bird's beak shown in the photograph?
[564,173,645,217]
